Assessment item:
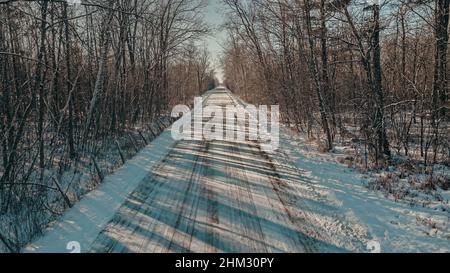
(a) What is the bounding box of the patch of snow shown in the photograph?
[279,127,450,253]
[25,129,177,253]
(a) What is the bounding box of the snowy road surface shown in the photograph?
[27,89,345,253]
[87,88,322,253]
[25,88,450,253]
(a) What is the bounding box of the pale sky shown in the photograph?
[204,0,227,82]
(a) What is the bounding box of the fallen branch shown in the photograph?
[50,176,73,208]
[116,140,126,164]
[138,130,148,145]
[91,156,104,181]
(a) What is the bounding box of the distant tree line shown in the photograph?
[0,0,214,251]
[222,0,449,167]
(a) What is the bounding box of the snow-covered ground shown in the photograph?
[25,89,449,253]
[278,129,450,253]
[25,128,178,253]
[0,116,173,253]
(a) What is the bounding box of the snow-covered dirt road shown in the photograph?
[26,89,369,253]
[25,89,450,253]
[90,135,316,253]
[27,90,352,253]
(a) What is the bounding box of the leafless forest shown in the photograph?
[0,0,215,252]
[0,0,449,253]
[222,0,449,165]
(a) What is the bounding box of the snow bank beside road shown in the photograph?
[279,128,450,253]
[25,129,177,253]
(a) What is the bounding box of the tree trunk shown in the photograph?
[304,0,333,151]
[63,2,76,158]
[434,0,450,118]
[372,4,391,158]
[84,11,113,140]
[37,1,49,181]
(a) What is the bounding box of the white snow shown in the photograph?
[25,129,178,253]
[278,128,450,253]
[25,89,450,253]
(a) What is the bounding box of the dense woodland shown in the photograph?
[222,0,449,167]
[0,0,449,253]
[0,0,214,251]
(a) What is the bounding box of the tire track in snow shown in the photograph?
[62,89,330,253]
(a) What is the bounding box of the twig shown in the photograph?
[115,140,126,164]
